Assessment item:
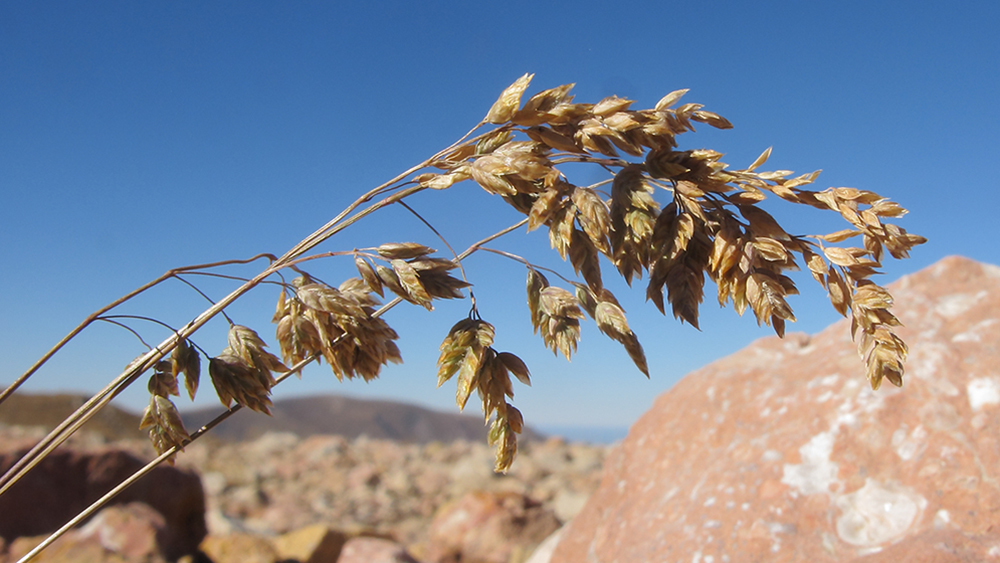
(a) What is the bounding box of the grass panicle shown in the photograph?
[0,74,924,561]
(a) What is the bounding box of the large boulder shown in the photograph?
[552,256,1000,562]
[0,447,206,560]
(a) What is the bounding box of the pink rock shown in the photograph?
[424,491,561,563]
[338,537,420,563]
[0,447,206,560]
[552,256,1000,562]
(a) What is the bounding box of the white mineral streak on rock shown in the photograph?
[781,431,839,496]
[835,479,925,546]
[891,425,928,461]
[967,378,1000,411]
[935,291,987,318]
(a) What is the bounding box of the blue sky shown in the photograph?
[2,1,998,429]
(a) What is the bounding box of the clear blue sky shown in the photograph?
[2,1,998,429]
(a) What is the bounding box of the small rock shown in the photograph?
[524,527,564,563]
[337,537,420,563]
[423,491,561,563]
[200,533,279,563]
[272,524,347,563]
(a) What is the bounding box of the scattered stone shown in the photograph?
[337,537,421,563]
[422,491,561,563]
[199,532,278,563]
[272,524,347,563]
[552,256,1000,563]
[524,527,563,563]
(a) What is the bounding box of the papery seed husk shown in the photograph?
[377,242,436,260]
[497,352,530,386]
[391,259,433,309]
[355,255,384,297]
[486,73,533,124]
[655,89,689,111]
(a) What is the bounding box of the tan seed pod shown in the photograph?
[170,338,200,401]
[208,353,273,415]
[655,89,689,111]
[377,242,436,260]
[526,268,549,330]
[486,73,533,124]
[529,126,584,153]
[519,83,575,114]
[571,187,611,254]
[568,228,603,292]
[497,352,531,386]
[227,324,287,375]
[436,318,495,388]
[147,364,179,398]
[592,95,634,116]
[355,255,384,297]
[391,259,433,310]
[690,110,733,129]
[476,129,514,155]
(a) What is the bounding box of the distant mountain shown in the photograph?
[0,392,144,442]
[180,394,547,444]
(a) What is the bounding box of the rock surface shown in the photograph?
[0,447,206,560]
[552,256,1000,562]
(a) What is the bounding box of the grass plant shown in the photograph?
[0,75,924,561]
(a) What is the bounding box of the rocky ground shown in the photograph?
[0,424,609,563]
